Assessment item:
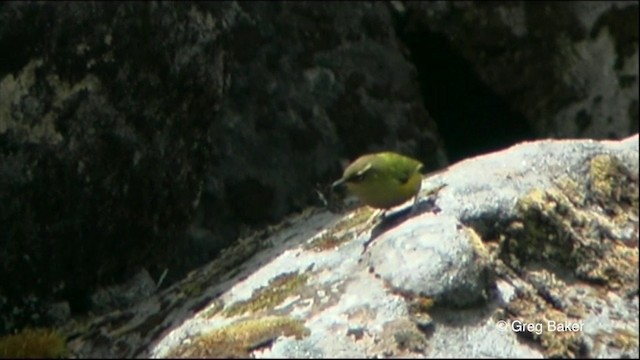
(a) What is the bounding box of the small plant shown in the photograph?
[0,327,67,358]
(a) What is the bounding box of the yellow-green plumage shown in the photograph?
[332,152,424,209]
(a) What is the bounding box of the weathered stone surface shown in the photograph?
[365,214,492,308]
[0,2,443,332]
[57,135,638,358]
[400,1,638,139]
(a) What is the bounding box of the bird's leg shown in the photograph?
[411,194,420,213]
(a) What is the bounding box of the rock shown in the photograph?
[365,214,492,308]
[400,1,638,139]
[62,135,637,358]
[0,2,443,332]
[89,269,157,314]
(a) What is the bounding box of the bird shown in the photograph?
[331,151,424,210]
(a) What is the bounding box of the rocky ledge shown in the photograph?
[55,134,638,358]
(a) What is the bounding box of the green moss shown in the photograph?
[407,295,435,314]
[304,232,347,252]
[588,154,639,221]
[0,327,67,359]
[465,226,491,265]
[201,299,225,319]
[393,329,427,353]
[506,293,585,358]
[595,328,639,352]
[496,154,638,357]
[504,186,578,266]
[391,291,435,336]
[305,206,376,251]
[332,206,377,232]
[222,271,309,317]
[381,319,429,356]
[167,316,310,358]
[502,160,639,291]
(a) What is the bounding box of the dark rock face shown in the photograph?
[400,1,638,140]
[0,2,442,331]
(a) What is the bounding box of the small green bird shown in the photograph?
[331,151,424,210]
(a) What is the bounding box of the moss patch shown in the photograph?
[380,319,429,356]
[501,155,639,291]
[588,154,639,219]
[304,231,348,252]
[406,295,435,314]
[405,294,435,336]
[222,271,309,317]
[496,154,639,357]
[393,328,428,353]
[594,328,639,352]
[505,292,586,358]
[0,327,67,358]
[167,316,309,358]
[200,299,225,320]
[305,206,376,251]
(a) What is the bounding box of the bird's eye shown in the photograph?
[346,162,372,184]
[352,172,366,183]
